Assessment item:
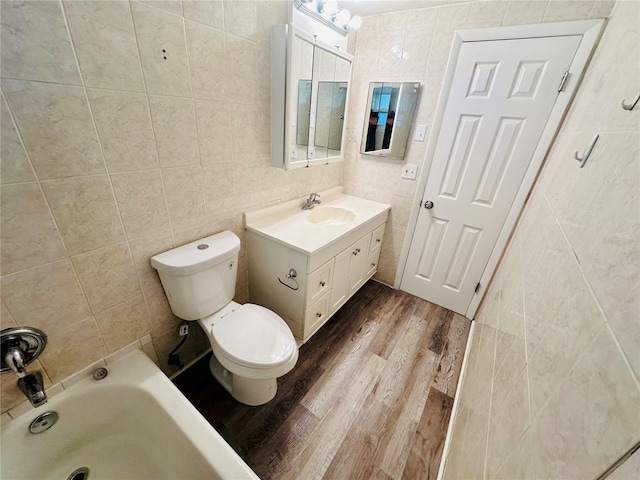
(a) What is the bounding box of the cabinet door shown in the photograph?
[329,247,351,313]
[369,224,386,255]
[304,291,331,340]
[306,258,334,305]
[348,234,371,295]
[365,249,381,279]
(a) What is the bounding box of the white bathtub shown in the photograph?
[0,349,259,480]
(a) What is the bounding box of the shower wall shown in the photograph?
[442,1,640,478]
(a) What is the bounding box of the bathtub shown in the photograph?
[0,349,258,480]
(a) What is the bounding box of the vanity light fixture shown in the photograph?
[295,0,362,34]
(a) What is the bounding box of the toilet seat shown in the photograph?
[199,304,298,380]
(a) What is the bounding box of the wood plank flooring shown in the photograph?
[173,281,471,480]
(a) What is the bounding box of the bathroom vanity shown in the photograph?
[245,188,390,343]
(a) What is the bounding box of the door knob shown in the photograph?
[424,200,434,209]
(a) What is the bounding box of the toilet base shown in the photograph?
[208,354,277,406]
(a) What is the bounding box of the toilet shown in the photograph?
[150,231,298,406]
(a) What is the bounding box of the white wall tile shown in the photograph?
[42,175,125,255]
[2,80,105,179]
[110,169,172,240]
[162,165,207,232]
[607,285,640,380]
[223,0,257,42]
[202,163,236,216]
[71,242,141,313]
[224,33,257,105]
[503,0,548,26]
[532,328,640,479]
[148,95,200,167]
[1,182,67,275]
[183,0,223,29]
[607,449,640,480]
[131,1,191,96]
[0,94,34,184]
[195,100,233,164]
[185,21,227,100]
[64,1,145,92]
[139,0,183,16]
[95,295,152,352]
[38,317,108,383]
[0,0,81,84]
[469,1,508,25]
[543,0,594,22]
[87,89,159,173]
[256,0,287,46]
[129,233,175,294]
[1,259,92,331]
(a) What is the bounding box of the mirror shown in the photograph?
[296,79,312,147]
[271,24,353,170]
[361,82,420,158]
[308,47,351,161]
[314,81,347,155]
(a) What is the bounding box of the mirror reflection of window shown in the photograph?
[364,85,400,152]
[362,82,420,158]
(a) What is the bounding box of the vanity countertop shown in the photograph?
[244,187,391,256]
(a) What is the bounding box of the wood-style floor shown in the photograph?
[173,281,471,480]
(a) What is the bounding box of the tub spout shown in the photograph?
[18,371,47,407]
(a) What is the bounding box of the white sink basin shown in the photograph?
[305,206,355,226]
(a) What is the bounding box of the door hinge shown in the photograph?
[474,282,481,293]
[558,71,569,92]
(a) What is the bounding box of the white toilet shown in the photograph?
[150,231,298,406]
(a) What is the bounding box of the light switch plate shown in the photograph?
[414,124,427,142]
[401,164,418,180]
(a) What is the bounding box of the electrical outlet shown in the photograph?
[179,324,189,336]
[414,124,427,142]
[401,164,418,180]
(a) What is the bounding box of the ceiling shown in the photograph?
[340,0,474,17]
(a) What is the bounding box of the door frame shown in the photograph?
[394,19,605,319]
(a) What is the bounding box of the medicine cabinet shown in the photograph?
[361,82,421,159]
[271,24,353,170]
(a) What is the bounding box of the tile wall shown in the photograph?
[441,1,640,478]
[0,0,343,413]
[342,0,615,286]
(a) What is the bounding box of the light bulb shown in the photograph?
[347,15,362,30]
[334,8,351,27]
[322,1,339,16]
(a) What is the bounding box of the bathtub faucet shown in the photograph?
[18,371,47,407]
[1,326,49,408]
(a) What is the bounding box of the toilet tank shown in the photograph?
[150,231,241,321]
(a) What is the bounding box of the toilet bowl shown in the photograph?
[199,302,298,405]
[150,231,298,406]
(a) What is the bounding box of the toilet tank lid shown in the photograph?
[150,231,241,276]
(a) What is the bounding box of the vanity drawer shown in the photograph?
[369,223,386,255]
[304,291,331,339]
[306,258,334,305]
[366,249,382,278]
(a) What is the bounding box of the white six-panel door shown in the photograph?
[400,35,582,315]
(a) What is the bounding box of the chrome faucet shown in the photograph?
[18,371,47,407]
[1,327,48,407]
[301,193,321,210]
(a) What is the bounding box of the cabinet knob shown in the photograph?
[376,238,381,243]
[319,281,326,287]
[352,250,358,256]
[316,312,322,318]
[371,262,376,267]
